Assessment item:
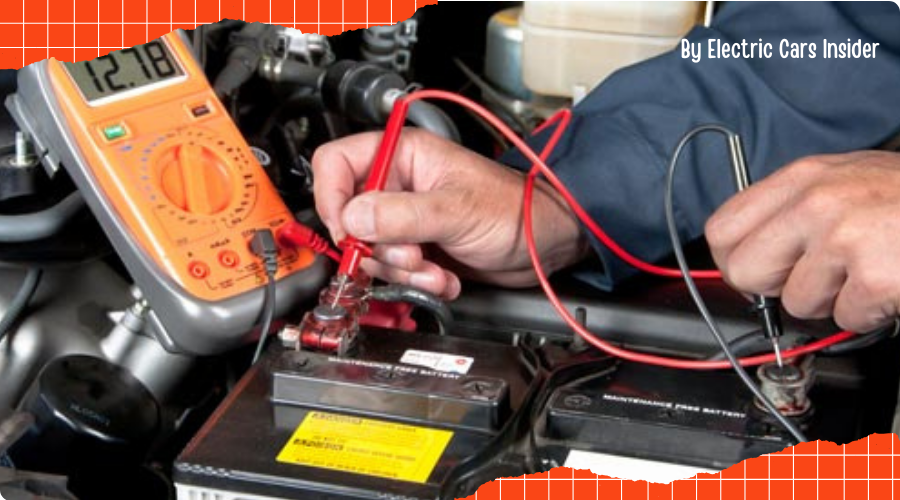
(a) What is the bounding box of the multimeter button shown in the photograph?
[188,261,210,279]
[191,105,211,118]
[218,250,240,268]
[103,124,128,141]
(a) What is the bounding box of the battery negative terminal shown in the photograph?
[755,357,815,417]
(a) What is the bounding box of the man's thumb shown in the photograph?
[342,191,458,244]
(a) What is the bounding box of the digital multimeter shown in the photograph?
[7,32,328,355]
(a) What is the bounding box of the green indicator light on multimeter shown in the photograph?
[103,124,127,141]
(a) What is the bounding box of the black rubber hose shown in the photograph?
[369,284,453,335]
[407,101,461,143]
[820,323,895,355]
[0,192,85,243]
[213,23,269,98]
[214,45,260,98]
[0,268,43,342]
[259,58,325,88]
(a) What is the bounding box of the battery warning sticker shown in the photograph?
[276,411,454,484]
[399,349,474,374]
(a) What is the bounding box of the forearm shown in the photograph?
[504,1,900,289]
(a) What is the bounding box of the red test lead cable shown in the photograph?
[278,221,342,262]
[335,98,412,277]
[521,108,853,369]
[341,89,856,369]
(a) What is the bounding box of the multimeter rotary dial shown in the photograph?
[138,128,260,229]
[159,142,232,215]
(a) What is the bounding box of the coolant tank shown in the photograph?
[521,1,703,99]
[485,7,530,101]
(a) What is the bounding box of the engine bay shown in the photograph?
[1,5,899,499]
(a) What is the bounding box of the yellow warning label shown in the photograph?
[276,411,454,484]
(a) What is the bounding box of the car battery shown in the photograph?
[173,328,534,500]
[536,357,887,474]
[174,322,899,499]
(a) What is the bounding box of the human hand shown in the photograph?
[312,129,589,299]
[706,151,900,332]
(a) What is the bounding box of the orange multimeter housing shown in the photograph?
[48,33,315,301]
[8,32,326,354]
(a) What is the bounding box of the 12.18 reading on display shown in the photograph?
[63,40,184,103]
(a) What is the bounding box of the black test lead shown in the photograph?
[727,134,786,368]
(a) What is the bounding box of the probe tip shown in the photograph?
[772,338,784,368]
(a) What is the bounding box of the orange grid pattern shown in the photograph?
[0,1,897,498]
[0,0,437,68]
[462,435,900,500]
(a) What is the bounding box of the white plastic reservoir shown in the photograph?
[521,1,704,99]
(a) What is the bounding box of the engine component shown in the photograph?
[322,60,407,124]
[8,355,160,474]
[6,32,328,355]
[100,298,195,402]
[520,2,701,99]
[320,59,459,141]
[0,268,41,344]
[258,56,325,86]
[274,27,333,64]
[0,192,85,244]
[0,132,41,202]
[406,100,461,143]
[213,22,279,98]
[0,466,77,500]
[484,7,531,101]
[0,262,133,412]
[174,327,530,500]
[0,262,228,498]
[0,412,32,459]
[361,22,418,74]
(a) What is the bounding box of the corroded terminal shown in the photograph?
[319,273,372,319]
[297,303,357,356]
[755,358,815,417]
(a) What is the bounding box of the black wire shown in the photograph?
[710,325,891,360]
[820,322,895,355]
[249,229,280,364]
[251,273,277,364]
[664,124,808,444]
[707,329,811,361]
[706,329,766,360]
[368,284,453,335]
[451,58,531,133]
[0,268,43,343]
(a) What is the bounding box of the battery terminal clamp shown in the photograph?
[756,357,815,418]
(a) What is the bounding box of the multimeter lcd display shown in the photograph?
[63,40,184,103]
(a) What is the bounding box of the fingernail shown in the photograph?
[384,247,412,269]
[344,198,376,239]
[444,272,461,300]
[409,272,437,291]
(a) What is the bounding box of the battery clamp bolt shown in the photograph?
[460,379,502,400]
[11,132,37,168]
[278,324,302,349]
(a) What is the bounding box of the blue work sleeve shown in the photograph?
[502,1,900,290]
